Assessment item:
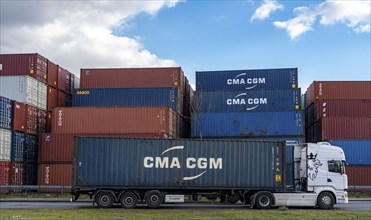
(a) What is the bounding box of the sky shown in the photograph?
[1,0,370,91]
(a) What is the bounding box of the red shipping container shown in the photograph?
[38,163,72,193]
[47,86,58,111]
[66,71,72,94]
[9,162,24,192]
[12,101,27,133]
[319,117,371,140]
[57,66,67,92]
[80,67,185,90]
[0,161,10,193]
[57,90,66,107]
[47,60,58,88]
[26,105,38,135]
[0,53,48,84]
[51,107,178,136]
[46,111,52,133]
[38,109,47,133]
[315,100,371,119]
[306,81,371,107]
[346,166,371,191]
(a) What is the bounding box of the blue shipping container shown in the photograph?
[195,89,300,112]
[24,134,38,163]
[11,131,25,162]
[73,88,182,113]
[0,96,12,130]
[328,140,371,165]
[196,68,298,91]
[74,137,285,189]
[24,163,38,185]
[192,111,304,138]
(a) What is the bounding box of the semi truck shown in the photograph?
[71,137,348,209]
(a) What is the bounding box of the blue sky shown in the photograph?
[1,0,370,91]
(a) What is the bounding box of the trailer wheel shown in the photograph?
[120,192,138,209]
[144,190,164,209]
[226,193,240,204]
[95,191,115,208]
[317,192,335,209]
[255,193,273,209]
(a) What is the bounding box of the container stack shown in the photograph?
[37,67,192,191]
[305,81,371,191]
[0,53,78,191]
[193,68,304,139]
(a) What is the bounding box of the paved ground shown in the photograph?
[0,199,370,210]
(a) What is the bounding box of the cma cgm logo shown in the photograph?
[144,146,222,181]
[227,93,268,111]
[227,73,266,90]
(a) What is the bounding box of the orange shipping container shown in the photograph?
[346,166,371,191]
[80,67,185,91]
[51,107,178,137]
[306,81,371,108]
[38,163,72,193]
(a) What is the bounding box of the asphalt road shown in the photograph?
[0,200,370,210]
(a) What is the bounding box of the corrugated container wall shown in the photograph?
[0,161,10,193]
[24,134,38,163]
[0,76,47,110]
[80,67,184,89]
[47,86,58,111]
[11,132,25,163]
[38,163,72,187]
[24,163,38,185]
[0,96,12,130]
[306,100,371,127]
[346,166,371,190]
[74,138,285,189]
[0,53,47,84]
[57,66,67,92]
[26,105,38,134]
[47,60,58,88]
[37,109,47,133]
[57,90,67,107]
[305,81,371,108]
[9,162,24,186]
[194,89,300,113]
[328,140,371,165]
[51,107,178,137]
[196,68,298,91]
[0,129,11,161]
[318,117,371,140]
[39,133,75,163]
[73,88,183,114]
[192,112,304,138]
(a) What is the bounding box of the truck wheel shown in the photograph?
[120,192,138,209]
[226,193,240,204]
[255,193,273,209]
[317,192,335,209]
[144,190,163,209]
[95,191,114,208]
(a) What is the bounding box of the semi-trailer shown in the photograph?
[71,138,348,209]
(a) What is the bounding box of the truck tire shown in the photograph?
[120,192,138,209]
[144,190,164,209]
[317,192,335,209]
[255,193,273,209]
[226,193,240,204]
[95,191,115,208]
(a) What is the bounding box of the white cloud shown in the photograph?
[0,1,181,76]
[251,0,283,21]
[274,0,370,40]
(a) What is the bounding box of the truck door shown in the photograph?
[327,160,347,190]
[306,148,328,190]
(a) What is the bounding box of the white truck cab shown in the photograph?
[272,142,348,209]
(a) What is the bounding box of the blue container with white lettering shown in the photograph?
[11,131,25,162]
[192,111,304,138]
[73,88,183,114]
[74,137,285,189]
[196,68,298,91]
[195,89,300,112]
[0,96,12,130]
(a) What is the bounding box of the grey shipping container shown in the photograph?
[74,137,285,190]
